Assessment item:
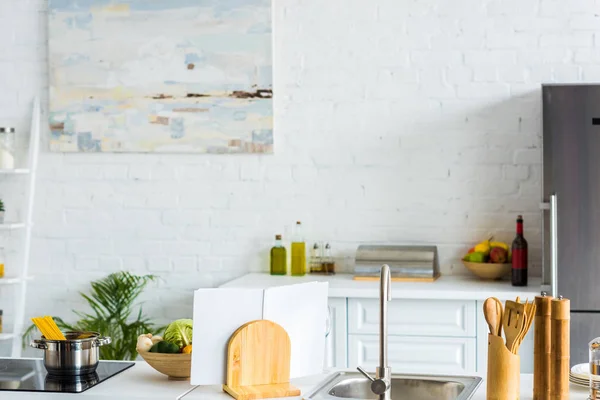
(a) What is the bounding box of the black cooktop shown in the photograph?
[0,359,134,393]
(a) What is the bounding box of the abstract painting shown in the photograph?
[48,0,273,153]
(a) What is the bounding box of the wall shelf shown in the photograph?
[0,169,30,175]
[0,276,33,285]
[0,223,26,230]
[0,333,16,341]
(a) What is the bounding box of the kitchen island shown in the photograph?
[2,361,592,399]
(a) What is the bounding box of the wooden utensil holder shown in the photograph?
[487,334,520,400]
[222,320,300,400]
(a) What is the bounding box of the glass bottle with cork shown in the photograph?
[291,221,306,276]
[511,214,528,286]
[270,234,287,275]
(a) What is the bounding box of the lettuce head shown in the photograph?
[164,319,193,348]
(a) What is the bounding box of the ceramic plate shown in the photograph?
[572,363,590,379]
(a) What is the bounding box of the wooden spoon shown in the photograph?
[483,297,502,336]
[492,297,503,337]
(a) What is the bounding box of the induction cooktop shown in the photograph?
[0,359,134,393]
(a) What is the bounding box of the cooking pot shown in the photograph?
[30,331,111,376]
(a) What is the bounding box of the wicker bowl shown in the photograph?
[138,351,191,380]
[462,261,511,280]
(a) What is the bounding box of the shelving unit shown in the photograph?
[2,98,40,357]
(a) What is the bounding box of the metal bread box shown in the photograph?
[354,245,440,281]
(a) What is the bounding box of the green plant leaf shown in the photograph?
[22,271,162,361]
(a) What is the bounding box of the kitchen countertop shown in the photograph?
[184,373,592,399]
[220,273,542,300]
[4,362,591,399]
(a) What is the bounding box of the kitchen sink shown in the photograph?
[304,371,482,400]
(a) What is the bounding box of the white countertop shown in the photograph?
[220,273,542,300]
[4,362,591,399]
[159,371,595,400]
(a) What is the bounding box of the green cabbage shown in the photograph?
[164,319,193,348]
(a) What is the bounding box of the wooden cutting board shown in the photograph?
[223,320,300,400]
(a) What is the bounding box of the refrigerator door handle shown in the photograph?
[550,193,558,297]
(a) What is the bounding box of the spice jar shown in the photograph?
[0,127,15,169]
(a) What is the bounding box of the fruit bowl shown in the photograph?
[138,351,191,380]
[462,261,511,280]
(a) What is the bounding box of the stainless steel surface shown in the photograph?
[356,265,392,400]
[550,193,558,297]
[570,313,600,365]
[543,84,600,310]
[305,371,482,400]
[543,84,600,366]
[354,245,439,279]
[30,331,111,376]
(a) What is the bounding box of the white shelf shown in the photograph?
[0,223,25,230]
[0,169,30,175]
[0,276,32,285]
[0,333,16,341]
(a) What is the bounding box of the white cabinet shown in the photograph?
[325,298,347,368]
[348,299,476,337]
[348,335,477,374]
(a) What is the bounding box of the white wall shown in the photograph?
[2,0,598,343]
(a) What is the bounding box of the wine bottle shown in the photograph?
[511,215,528,286]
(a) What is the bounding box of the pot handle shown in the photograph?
[30,340,47,350]
[94,336,112,347]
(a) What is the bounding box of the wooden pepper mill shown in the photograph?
[550,296,570,400]
[533,294,553,400]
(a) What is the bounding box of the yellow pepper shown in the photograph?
[182,344,192,354]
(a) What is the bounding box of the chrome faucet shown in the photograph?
[357,264,392,400]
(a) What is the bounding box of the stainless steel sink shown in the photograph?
[304,371,482,400]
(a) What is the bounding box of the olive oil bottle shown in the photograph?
[291,221,306,276]
[270,234,287,275]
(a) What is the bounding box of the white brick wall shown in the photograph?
[1,0,598,352]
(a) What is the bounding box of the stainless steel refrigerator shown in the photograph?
[542,84,600,365]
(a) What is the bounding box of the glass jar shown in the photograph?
[0,127,15,169]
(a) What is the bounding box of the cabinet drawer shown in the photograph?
[348,335,476,374]
[348,298,476,337]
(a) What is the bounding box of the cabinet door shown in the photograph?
[325,298,347,368]
[349,299,476,337]
[348,335,476,374]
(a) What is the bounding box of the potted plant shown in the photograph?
[24,271,164,360]
[0,199,5,223]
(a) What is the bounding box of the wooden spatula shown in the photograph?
[503,300,526,353]
[514,300,536,354]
